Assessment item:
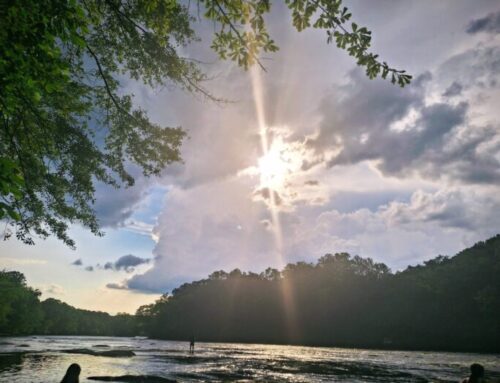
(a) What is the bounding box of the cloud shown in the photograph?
[437,44,500,90]
[106,282,129,290]
[122,26,500,294]
[85,266,94,272]
[93,173,151,228]
[114,254,151,272]
[442,81,463,97]
[100,254,152,273]
[124,181,500,294]
[309,63,500,185]
[96,5,500,295]
[466,11,500,34]
[72,259,83,266]
[104,262,114,270]
[382,188,500,231]
[125,179,278,293]
[44,284,65,296]
[120,138,500,294]
[285,187,500,269]
[122,220,156,239]
[0,258,47,266]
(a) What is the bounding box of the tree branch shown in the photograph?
[310,0,407,77]
[211,0,267,72]
[85,43,140,122]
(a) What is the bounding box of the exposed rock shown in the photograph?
[62,348,135,357]
[88,375,176,382]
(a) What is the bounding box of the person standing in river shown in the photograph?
[60,363,81,383]
[189,335,195,354]
[462,363,485,383]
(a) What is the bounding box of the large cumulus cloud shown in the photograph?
[105,5,500,294]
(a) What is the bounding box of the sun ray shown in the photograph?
[249,65,299,341]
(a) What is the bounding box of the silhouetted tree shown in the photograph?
[140,235,500,352]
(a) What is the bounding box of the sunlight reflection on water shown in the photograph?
[0,336,499,382]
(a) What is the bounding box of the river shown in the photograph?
[0,336,499,382]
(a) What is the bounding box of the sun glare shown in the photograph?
[258,140,289,190]
[256,134,303,193]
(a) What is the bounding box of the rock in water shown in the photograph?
[88,375,176,382]
[63,348,135,357]
[99,350,136,357]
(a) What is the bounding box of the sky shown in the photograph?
[1,1,500,314]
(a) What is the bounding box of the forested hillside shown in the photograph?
[138,235,500,352]
[0,271,135,336]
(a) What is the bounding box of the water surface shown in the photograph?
[0,336,498,382]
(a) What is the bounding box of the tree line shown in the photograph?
[137,235,500,353]
[1,235,498,352]
[0,271,135,336]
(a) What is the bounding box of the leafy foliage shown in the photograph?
[0,0,198,247]
[0,158,24,221]
[0,271,43,335]
[202,0,412,85]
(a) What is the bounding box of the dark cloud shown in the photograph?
[442,82,463,97]
[466,11,500,34]
[97,255,151,273]
[311,68,500,185]
[85,266,94,272]
[91,160,158,228]
[103,262,114,270]
[373,102,467,175]
[93,180,148,228]
[113,254,151,272]
[310,70,429,153]
[105,282,129,290]
[71,259,83,266]
[438,45,500,90]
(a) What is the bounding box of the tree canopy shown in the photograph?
[1,0,411,246]
[0,269,137,336]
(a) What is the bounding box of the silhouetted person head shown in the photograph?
[465,363,485,383]
[471,363,484,377]
[61,363,81,383]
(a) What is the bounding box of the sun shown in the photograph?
[258,144,288,190]
[238,126,311,211]
[256,135,301,193]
